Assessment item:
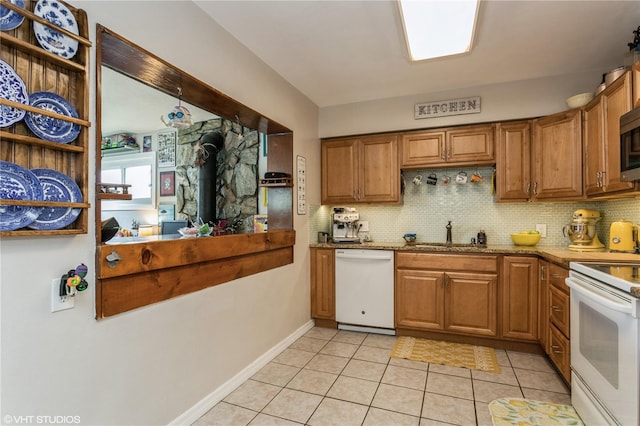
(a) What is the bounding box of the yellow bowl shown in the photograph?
[510,233,541,246]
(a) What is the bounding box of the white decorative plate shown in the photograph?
[0,58,28,128]
[0,0,25,31]
[24,91,80,143]
[33,0,78,59]
[28,168,81,230]
[0,160,43,231]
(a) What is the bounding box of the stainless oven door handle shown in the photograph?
[566,277,634,315]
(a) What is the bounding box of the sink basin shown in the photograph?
[412,242,477,248]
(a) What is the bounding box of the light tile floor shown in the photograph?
[194,327,571,425]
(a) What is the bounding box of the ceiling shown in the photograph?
[194,0,640,108]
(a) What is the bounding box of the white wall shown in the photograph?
[319,71,599,137]
[0,2,319,425]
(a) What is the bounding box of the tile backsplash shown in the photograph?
[310,167,640,247]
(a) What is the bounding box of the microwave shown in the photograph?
[621,106,640,181]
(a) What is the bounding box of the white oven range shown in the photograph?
[566,262,640,426]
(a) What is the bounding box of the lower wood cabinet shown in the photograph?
[395,253,498,337]
[501,256,539,341]
[310,248,335,320]
[546,263,571,384]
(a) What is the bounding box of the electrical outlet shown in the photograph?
[51,278,74,313]
[359,221,369,232]
[535,224,547,238]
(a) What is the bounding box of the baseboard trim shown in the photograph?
[169,319,315,425]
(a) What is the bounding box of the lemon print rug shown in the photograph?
[390,336,500,373]
[489,398,584,425]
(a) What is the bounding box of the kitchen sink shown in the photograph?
[411,242,478,248]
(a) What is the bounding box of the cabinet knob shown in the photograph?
[551,305,562,312]
[551,345,563,354]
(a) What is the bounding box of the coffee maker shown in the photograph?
[563,209,605,251]
[331,207,360,243]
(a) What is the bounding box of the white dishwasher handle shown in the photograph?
[336,253,392,261]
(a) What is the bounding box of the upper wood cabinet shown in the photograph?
[584,71,634,197]
[531,109,584,201]
[401,124,494,169]
[495,121,532,202]
[496,112,583,202]
[321,133,400,204]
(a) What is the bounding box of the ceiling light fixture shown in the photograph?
[398,0,480,62]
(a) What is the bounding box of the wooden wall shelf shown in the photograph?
[0,0,91,236]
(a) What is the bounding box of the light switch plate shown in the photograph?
[359,221,369,232]
[535,224,547,238]
[51,278,74,312]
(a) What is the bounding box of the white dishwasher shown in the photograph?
[335,249,395,335]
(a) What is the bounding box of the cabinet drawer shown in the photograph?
[549,284,570,337]
[549,324,571,383]
[549,263,569,294]
[396,253,497,272]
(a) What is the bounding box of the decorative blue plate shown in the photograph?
[0,58,28,128]
[24,91,80,143]
[0,160,43,231]
[28,168,81,230]
[33,0,78,59]
[0,0,25,31]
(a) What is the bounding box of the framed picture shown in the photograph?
[159,171,175,196]
[158,204,175,223]
[157,130,176,167]
[296,155,306,215]
[142,134,153,152]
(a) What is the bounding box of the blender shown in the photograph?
[563,209,605,251]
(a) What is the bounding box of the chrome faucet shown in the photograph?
[446,221,452,246]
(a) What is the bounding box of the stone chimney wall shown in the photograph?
[176,118,259,231]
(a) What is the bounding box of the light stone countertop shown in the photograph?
[309,241,640,267]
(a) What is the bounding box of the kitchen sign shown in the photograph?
[415,96,481,119]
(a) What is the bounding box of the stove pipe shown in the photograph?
[197,131,224,224]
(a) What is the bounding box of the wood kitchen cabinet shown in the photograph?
[538,260,550,352]
[496,112,583,202]
[395,253,498,337]
[310,248,335,322]
[401,124,494,169]
[584,71,634,197]
[495,121,532,202]
[321,133,400,204]
[547,263,571,384]
[531,109,584,201]
[501,256,539,341]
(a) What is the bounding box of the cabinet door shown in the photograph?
[446,124,495,165]
[538,260,550,352]
[501,257,539,341]
[395,269,445,330]
[310,248,335,320]
[549,324,571,383]
[321,139,359,204]
[601,73,633,193]
[584,98,605,195]
[359,134,400,203]
[401,130,446,168]
[532,109,583,200]
[495,121,532,202]
[445,272,497,336]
